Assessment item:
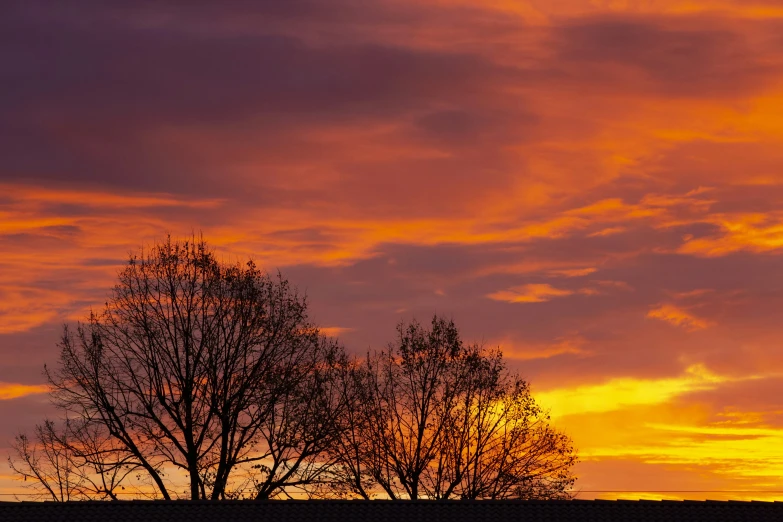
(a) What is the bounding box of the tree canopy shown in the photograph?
[329,317,576,499]
[9,237,576,500]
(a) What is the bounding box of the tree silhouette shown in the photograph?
[9,240,576,501]
[329,317,577,499]
[10,236,348,500]
[9,418,136,501]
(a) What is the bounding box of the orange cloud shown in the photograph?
[487,283,575,303]
[588,226,627,237]
[0,383,49,400]
[647,304,711,331]
[548,267,598,277]
[0,286,73,334]
[319,326,355,338]
[677,213,783,257]
[667,289,714,300]
[488,280,631,304]
[499,335,588,361]
[0,184,225,211]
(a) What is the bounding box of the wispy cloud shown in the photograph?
[487,283,578,303]
[0,383,49,400]
[647,304,711,331]
[677,213,783,257]
[319,326,355,338]
[548,267,598,277]
[500,335,589,361]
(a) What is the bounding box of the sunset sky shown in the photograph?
[3,0,783,500]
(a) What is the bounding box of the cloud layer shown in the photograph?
[2,0,783,499]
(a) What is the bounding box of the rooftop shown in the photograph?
[2,499,782,522]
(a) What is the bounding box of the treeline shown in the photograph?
[8,237,576,501]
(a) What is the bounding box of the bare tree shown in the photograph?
[244,335,351,499]
[9,239,576,501]
[11,236,347,500]
[331,316,577,500]
[445,349,577,499]
[9,418,140,501]
[363,317,466,499]
[324,359,382,499]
